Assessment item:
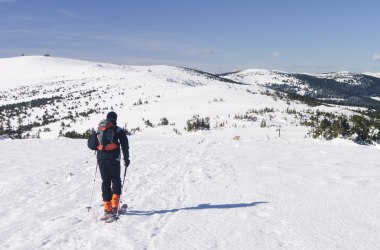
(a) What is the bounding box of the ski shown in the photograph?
[119,204,128,215]
[102,204,128,223]
[105,214,117,223]
[100,212,112,221]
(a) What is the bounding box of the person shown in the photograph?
[96,111,130,220]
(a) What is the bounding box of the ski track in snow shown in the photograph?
[1,128,380,250]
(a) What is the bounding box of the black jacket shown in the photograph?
[96,126,129,164]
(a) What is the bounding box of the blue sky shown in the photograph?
[1,0,380,73]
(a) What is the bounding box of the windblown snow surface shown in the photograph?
[0,56,380,249]
[1,132,380,249]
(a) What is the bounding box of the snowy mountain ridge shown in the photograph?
[221,68,380,85]
[0,55,379,140]
[364,72,380,78]
[222,68,380,109]
[0,56,287,139]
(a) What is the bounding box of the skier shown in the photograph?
[92,111,130,221]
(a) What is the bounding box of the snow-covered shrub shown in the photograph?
[173,128,181,135]
[260,120,267,128]
[185,115,210,131]
[159,117,169,126]
[125,127,141,135]
[144,119,154,128]
[234,113,258,122]
[63,130,91,139]
[134,99,143,106]
[305,111,380,144]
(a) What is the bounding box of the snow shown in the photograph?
[0,129,380,249]
[364,72,380,79]
[222,69,311,96]
[363,72,380,78]
[1,56,380,249]
[223,69,301,86]
[0,56,115,90]
[307,71,363,85]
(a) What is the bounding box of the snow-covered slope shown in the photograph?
[221,69,316,96]
[1,129,379,249]
[221,69,301,86]
[307,71,360,85]
[0,56,349,140]
[0,56,119,89]
[222,69,380,109]
[364,72,380,79]
[222,69,380,87]
[1,56,380,249]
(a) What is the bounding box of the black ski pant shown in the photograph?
[98,159,121,201]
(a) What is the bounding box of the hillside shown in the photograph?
[1,56,380,143]
[221,69,380,109]
[0,56,339,140]
[1,56,380,249]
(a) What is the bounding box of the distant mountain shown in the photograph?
[364,72,380,79]
[220,69,380,109]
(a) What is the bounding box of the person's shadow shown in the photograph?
[125,201,268,216]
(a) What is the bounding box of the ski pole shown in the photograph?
[117,163,128,218]
[121,162,128,193]
[86,162,98,212]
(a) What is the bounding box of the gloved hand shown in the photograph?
[124,159,130,168]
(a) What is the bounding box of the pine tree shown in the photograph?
[5,119,12,137]
[351,115,370,142]
[0,120,4,135]
[16,115,23,139]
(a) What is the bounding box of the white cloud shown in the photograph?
[372,54,380,61]
[198,48,215,55]
[271,51,281,57]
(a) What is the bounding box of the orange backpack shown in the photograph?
[97,119,119,151]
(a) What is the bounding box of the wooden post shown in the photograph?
[276,126,281,137]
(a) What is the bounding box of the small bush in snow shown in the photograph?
[63,130,91,139]
[144,120,154,128]
[173,128,182,135]
[125,127,141,135]
[185,115,210,131]
[260,120,267,128]
[159,117,169,126]
[234,114,258,122]
[134,99,143,106]
[214,121,226,129]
